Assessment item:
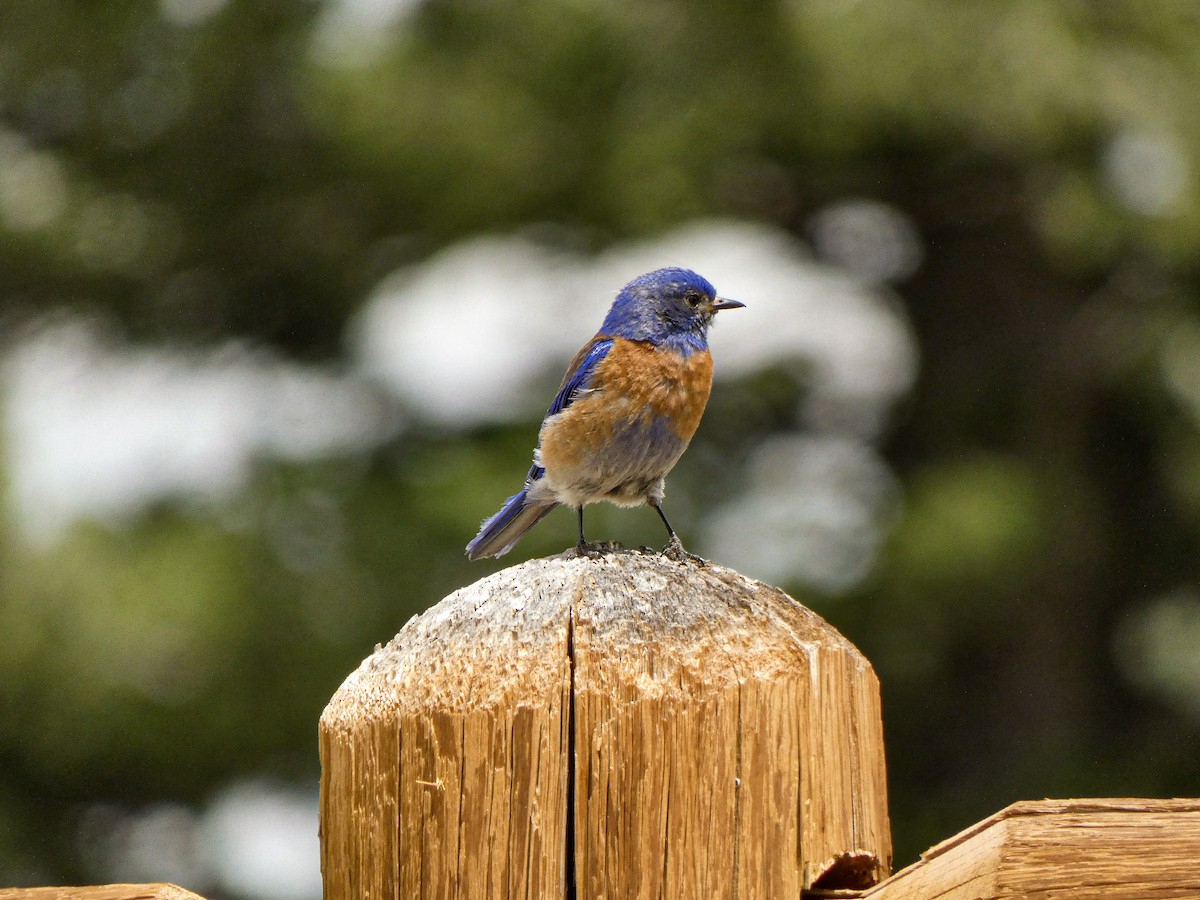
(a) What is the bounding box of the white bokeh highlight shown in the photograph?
[0,129,69,231]
[3,321,394,540]
[809,197,923,284]
[1103,128,1190,217]
[203,780,322,900]
[309,0,426,69]
[701,434,899,591]
[1115,588,1200,721]
[80,780,321,900]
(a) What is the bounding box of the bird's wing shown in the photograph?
[546,336,613,417]
[524,336,613,483]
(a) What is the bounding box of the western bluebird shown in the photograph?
[466,267,744,561]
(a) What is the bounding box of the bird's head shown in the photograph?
[600,268,744,349]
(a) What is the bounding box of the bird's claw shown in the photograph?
[661,536,705,564]
[572,540,622,559]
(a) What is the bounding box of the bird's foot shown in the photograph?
[572,540,622,559]
[661,536,705,564]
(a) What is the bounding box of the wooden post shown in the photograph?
[319,551,892,898]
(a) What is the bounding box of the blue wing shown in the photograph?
[546,337,613,417]
[524,337,613,481]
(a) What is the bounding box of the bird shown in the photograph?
[466,267,744,561]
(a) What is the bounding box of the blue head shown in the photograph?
[599,268,744,353]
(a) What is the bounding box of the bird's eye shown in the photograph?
[683,290,702,308]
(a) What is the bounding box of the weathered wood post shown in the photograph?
[319,551,892,898]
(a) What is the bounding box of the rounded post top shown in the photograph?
[322,550,872,724]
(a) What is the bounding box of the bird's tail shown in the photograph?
[466,489,558,560]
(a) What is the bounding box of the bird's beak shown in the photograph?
[711,298,746,311]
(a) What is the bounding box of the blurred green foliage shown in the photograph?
[3,0,1200,886]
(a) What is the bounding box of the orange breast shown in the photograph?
[600,340,714,442]
[536,339,714,484]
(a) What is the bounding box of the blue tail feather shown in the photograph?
[466,488,558,560]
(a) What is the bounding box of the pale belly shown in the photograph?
[535,403,687,507]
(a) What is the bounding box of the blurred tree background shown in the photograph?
[3,0,1200,894]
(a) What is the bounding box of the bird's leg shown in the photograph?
[575,505,588,555]
[573,506,606,557]
[651,500,683,556]
[650,499,703,563]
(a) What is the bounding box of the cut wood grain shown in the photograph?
[860,798,1200,900]
[320,550,892,899]
[0,886,204,900]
